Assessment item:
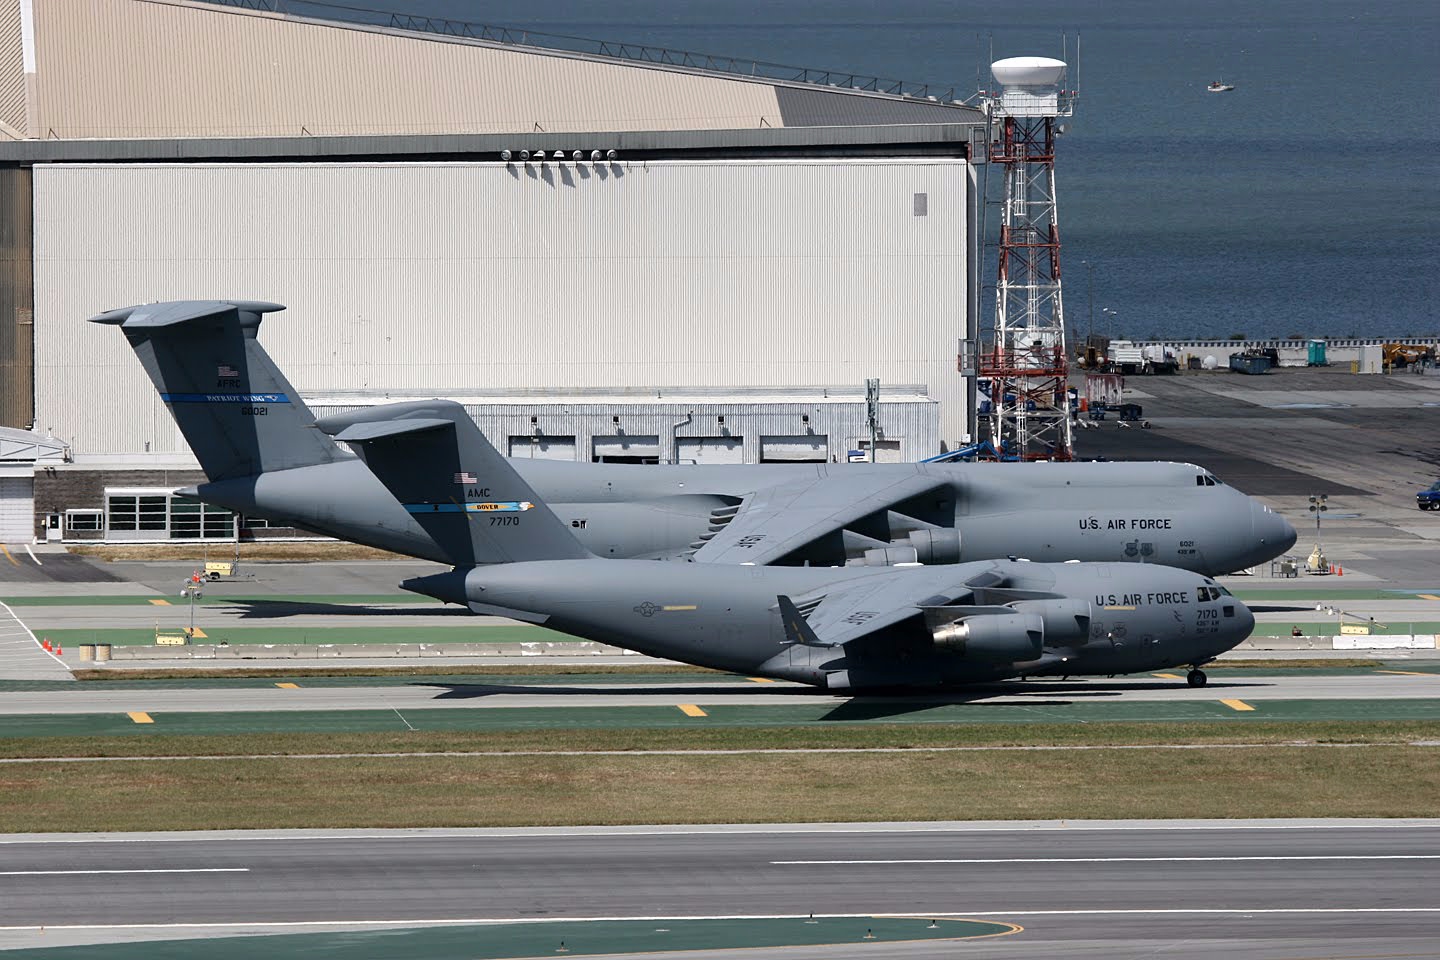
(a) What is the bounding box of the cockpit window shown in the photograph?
[1217,585,1232,596]
[1195,474,1225,487]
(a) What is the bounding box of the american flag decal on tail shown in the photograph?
[454,472,477,484]
[217,364,239,377]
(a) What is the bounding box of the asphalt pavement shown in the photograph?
[0,820,1437,957]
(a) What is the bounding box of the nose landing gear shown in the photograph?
[1186,668,1208,688]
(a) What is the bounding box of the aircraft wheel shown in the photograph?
[1186,668,1208,688]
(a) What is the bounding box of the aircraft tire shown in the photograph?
[1186,668,1208,688]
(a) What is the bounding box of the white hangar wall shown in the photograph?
[33,158,969,457]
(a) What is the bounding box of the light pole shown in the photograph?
[1307,493,1328,573]
[1101,307,1118,336]
[1081,260,1094,343]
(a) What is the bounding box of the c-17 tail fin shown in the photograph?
[90,300,344,482]
[319,400,591,567]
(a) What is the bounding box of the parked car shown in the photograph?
[1418,481,1440,511]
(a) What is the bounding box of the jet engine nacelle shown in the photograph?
[931,612,1044,662]
[857,545,920,567]
[1006,598,1091,646]
[907,528,961,564]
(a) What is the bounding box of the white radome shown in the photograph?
[991,57,1067,89]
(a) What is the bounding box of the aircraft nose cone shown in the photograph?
[1250,504,1297,564]
[1233,598,1256,644]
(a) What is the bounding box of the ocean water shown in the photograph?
[294,0,1440,341]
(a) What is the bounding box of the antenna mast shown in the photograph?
[977,55,1077,460]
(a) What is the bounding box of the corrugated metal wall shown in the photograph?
[33,159,967,455]
[310,398,941,464]
[32,0,784,138]
[0,0,26,138]
[0,164,30,429]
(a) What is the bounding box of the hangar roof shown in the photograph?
[0,0,982,144]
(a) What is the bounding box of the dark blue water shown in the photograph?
[299,0,1440,340]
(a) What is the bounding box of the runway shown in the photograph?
[2,673,1439,716]
[1,820,1437,958]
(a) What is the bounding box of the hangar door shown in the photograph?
[0,476,34,542]
[508,436,578,461]
[677,437,743,465]
[760,435,828,463]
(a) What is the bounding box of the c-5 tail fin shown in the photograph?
[319,400,590,566]
[90,300,344,482]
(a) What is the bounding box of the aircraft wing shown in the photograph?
[691,468,954,566]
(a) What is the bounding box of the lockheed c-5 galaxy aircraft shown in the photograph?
[327,399,1254,689]
[92,299,1296,574]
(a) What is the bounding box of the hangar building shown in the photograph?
[0,0,984,543]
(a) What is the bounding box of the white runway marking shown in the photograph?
[0,868,250,876]
[3,907,1440,934]
[775,855,1440,865]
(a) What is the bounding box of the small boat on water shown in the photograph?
[1207,80,1236,92]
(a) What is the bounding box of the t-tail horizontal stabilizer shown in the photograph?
[89,300,344,482]
[323,400,590,567]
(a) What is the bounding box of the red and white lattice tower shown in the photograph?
[979,57,1076,460]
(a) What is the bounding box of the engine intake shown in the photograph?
[907,528,961,564]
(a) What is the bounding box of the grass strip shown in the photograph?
[2,738,1436,831]
[29,625,571,646]
[2,720,1437,759]
[67,664,725,682]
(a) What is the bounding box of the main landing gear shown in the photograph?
[1186,668,1208,688]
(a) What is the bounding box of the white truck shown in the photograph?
[1108,340,1180,375]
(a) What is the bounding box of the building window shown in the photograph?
[107,494,167,532]
[65,510,103,532]
[169,499,235,539]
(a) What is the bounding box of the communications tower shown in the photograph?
[978,57,1076,460]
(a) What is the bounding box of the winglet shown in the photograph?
[777,595,834,648]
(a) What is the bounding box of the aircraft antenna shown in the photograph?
[976,53,1077,461]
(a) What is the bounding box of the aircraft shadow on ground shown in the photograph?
[416,677,1267,704]
[205,598,468,619]
[419,682,826,700]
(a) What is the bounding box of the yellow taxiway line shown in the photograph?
[148,599,170,606]
[748,677,776,684]
[677,704,707,717]
[275,682,300,689]
[1220,699,1255,712]
[1152,673,1183,680]
[127,712,154,724]
[0,544,18,567]
[1376,670,1436,677]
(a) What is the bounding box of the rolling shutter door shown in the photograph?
[0,477,34,542]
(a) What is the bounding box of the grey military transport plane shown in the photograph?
[93,300,1296,574]
[329,399,1254,688]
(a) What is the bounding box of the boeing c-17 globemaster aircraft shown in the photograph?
[329,399,1254,689]
[92,300,1296,575]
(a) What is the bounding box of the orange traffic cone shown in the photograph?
[1337,565,1344,576]
[42,638,50,651]
[55,645,62,656]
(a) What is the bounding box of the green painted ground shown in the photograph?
[1,916,1014,960]
[1251,621,1440,636]
[0,672,742,692]
[7,697,1440,739]
[1235,588,1440,601]
[0,663,1434,694]
[29,625,570,646]
[1,594,427,607]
